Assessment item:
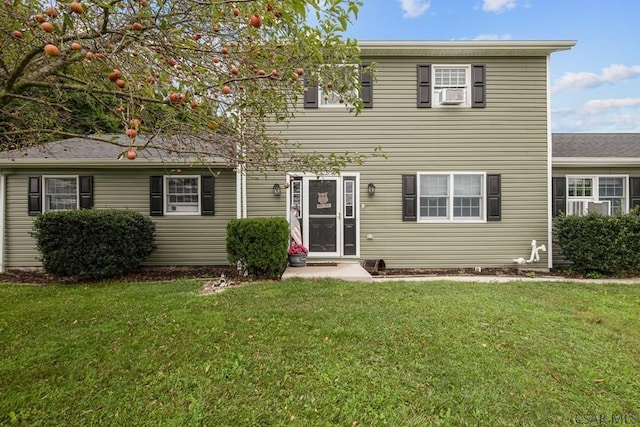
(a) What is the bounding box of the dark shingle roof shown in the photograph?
[0,134,228,165]
[553,133,640,158]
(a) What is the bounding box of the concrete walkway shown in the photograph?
[281,262,640,284]
[281,262,373,282]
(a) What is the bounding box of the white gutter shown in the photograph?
[242,164,247,218]
[553,157,640,167]
[0,173,5,273]
[546,54,553,270]
[236,165,242,219]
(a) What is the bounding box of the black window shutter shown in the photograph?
[201,175,214,216]
[79,176,93,210]
[150,176,163,216]
[402,174,417,221]
[630,177,640,210]
[28,176,42,216]
[486,174,501,221]
[303,77,318,108]
[471,64,486,108]
[360,63,373,108]
[417,64,431,108]
[552,177,566,217]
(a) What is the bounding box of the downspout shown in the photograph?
[241,163,247,218]
[236,165,242,219]
[0,173,5,273]
[546,54,554,270]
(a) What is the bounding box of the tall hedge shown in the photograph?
[227,217,289,279]
[31,209,156,279]
[554,209,640,274]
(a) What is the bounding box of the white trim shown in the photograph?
[546,54,553,269]
[553,157,640,166]
[566,174,629,215]
[0,174,5,273]
[286,172,361,258]
[42,175,80,212]
[317,64,358,109]
[416,172,487,223]
[432,64,472,108]
[163,175,201,216]
[358,40,577,57]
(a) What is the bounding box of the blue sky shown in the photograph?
[342,0,640,133]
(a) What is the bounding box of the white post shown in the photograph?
[0,174,5,273]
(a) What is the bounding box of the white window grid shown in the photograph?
[43,176,79,212]
[432,65,471,107]
[418,172,485,222]
[164,176,200,215]
[566,175,628,216]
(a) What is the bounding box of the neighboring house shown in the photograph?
[552,133,640,218]
[0,41,577,272]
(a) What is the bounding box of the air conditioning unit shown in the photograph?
[439,88,465,105]
[587,201,611,216]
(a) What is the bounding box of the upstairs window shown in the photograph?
[417,64,485,108]
[319,65,358,108]
[433,65,471,107]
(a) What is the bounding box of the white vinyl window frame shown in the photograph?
[566,175,628,216]
[164,175,201,216]
[43,175,79,212]
[318,64,359,108]
[432,64,472,108]
[417,172,486,223]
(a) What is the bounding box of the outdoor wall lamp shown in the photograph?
[273,183,281,196]
[367,183,376,196]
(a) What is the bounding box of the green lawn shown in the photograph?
[1,278,639,426]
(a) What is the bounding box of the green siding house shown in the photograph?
[0,40,577,272]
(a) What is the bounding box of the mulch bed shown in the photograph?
[0,266,242,285]
[1,265,636,285]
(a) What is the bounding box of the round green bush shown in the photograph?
[31,209,156,279]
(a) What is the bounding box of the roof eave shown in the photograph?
[358,40,577,57]
[0,158,227,169]
[553,157,640,167]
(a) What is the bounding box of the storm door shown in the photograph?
[305,178,340,256]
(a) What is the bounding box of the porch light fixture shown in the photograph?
[273,183,281,196]
[367,183,376,196]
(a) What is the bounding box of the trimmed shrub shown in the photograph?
[226,217,289,279]
[553,209,640,274]
[31,209,156,279]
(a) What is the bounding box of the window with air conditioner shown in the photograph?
[566,176,627,216]
[433,65,471,107]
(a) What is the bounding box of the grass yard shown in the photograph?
[1,278,639,426]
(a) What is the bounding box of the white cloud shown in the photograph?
[474,33,513,40]
[482,0,517,13]
[399,0,430,18]
[582,98,640,115]
[552,64,640,93]
[551,98,640,132]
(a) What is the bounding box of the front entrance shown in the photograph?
[289,175,359,258]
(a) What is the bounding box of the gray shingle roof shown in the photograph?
[553,133,640,158]
[0,134,228,165]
